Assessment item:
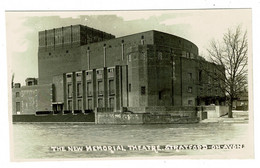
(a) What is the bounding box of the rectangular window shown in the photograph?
[141,86,146,95]
[68,100,72,111]
[188,100,193,106]
[16,92,20,97]
[109,80,114,95]
[16,102,20,112]
[188,73,192,81]
[76,73,82,81]
[68,83,72,98]
[78,99,82,110]
[98,98,103,108]
[129,83,131,92]
[109,98,114,108]
[97,70,103,75]
[87,82,92,96]
[108,68,114,73]
[77,82,82,97]
[159,91,162,100]
[98,81,103,95]
[28,81,33,86]
[198,70,202,82]
[188,87,192,93]
[87,99,93,109]
[67,74,72,82]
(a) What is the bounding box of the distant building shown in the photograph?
[12,24,226,115]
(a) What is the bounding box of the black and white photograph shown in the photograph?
[5,9,254,161]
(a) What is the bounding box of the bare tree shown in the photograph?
[206,26,248,118]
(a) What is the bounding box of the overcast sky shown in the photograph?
[6,9,251,85]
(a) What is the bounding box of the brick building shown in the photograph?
[12,24,225,115]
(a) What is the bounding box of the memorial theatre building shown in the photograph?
[12,24,225,115]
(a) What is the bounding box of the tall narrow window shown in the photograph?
[109,98,114,108]
[98,81,103,95]
[109,80,114,95]
[68,83,72,98]
[141,35,144,45]
[159,91,162,100]
[198,70,202,82]
[68,100,72,111]
[77,82,82,97]
[188,87,192,93]
[87,82,92,96]
[188,73,192,81]
[88,99,93,109]
[141,86,146,95]
[16,92,20,97]
[16,102,20,112]
[77,99,82,110]
[188,100,193,106]
[129,83,131,92]
[98,98,103,108]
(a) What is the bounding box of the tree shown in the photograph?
[205,26,248,118]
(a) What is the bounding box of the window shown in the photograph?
[78,99,82,110]
[108,68,114,73]
[76,73,82,78]
[98,98,103,108]
[68,83,72,98]
[159,91,162,100]
[16,102,20,112]
[77,82,82,97]
[129,84,131,92]
[188,87,192,93]
[141,86,146,95]
[16,92,20,98]
[87,82,92,96]
[68,100,72,111]
[88,99,93,109]
[98,81,103,95]
[97,70,103,75]
[141,36,144,45]
[109,98,114,108]
[67,74,72,82]
[198,70,202,82]
[188,100,193,106]
[188,73,192,81]
[109,80,114,95]
[28,81,33,86]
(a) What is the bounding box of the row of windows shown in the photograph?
[67,97,115,110]
[67,80,115,98]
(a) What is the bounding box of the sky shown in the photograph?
[6,9,252,85]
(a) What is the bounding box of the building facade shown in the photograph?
[12,25,225,115]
